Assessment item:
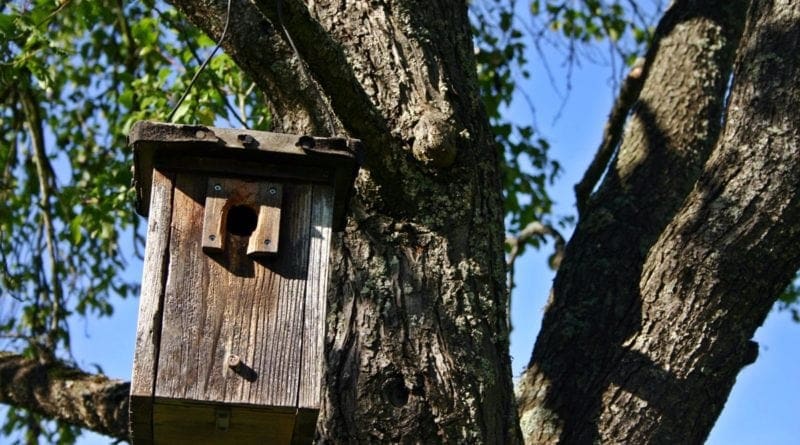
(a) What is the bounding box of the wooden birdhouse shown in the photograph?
[128,121,360,444]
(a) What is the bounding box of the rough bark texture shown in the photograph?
[0,353,130,440]
[4,0,800,443]
[167,0,519,442]
[518,0,800,443]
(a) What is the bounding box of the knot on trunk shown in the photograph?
[411,108,458,168]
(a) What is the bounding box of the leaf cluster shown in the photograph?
[472,0,560,252]
[470,0,656,257]
[0,0,269,442]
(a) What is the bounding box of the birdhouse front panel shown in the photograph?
[128,121,358,445]
[150,174,331,443]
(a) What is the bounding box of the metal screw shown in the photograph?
[264,239,271,245]
[214,184,222,192]
[227,354,242,370]
[195,130,206,139]
[209,234,216,241]
[269,187,277,195]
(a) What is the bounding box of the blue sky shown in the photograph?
[63,62,800,445]
[25,6,800,444]
[503,39,800,444]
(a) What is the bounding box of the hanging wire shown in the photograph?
[167,0,336,134]
[276,0,337,135]
[167,0,234,122]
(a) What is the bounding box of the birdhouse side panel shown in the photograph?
[130,169,175,444]
[154,173,313,408]
[299,184,334,410]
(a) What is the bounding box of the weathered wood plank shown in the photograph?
[247,183,282,257]
[152,399,295,444]
[298,185,334,410]
[130,169,174,444]
[155,174,312,409]
[291,408,320,445]
[245,184,311,405]
[153,173,206,403]
[200,180,226,253]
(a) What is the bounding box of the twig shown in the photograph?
[20,84,63,354]
[506,220,566,291]
[574,56,646,215]
[505,220,566,330]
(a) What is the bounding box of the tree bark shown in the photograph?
[518,0,800,443]
[5,0,800,443]
[0,353,129,440]
[167,0,520,442]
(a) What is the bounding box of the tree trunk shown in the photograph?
[517,0,800,443]
[169,0,521,442]
[4,1,799,443]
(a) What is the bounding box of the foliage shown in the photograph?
[0,0,267,442]
[777,277,800,322]
[1,407,80,445]
[470,0,657,257]
[7,0,785,443]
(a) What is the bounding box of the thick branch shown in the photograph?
[598,2,800,440]
[249,0,391,142]
[518,0,750,442]
[0,352,130,441]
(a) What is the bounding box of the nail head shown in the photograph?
[227,354,242,369]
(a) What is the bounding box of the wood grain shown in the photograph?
[247,183,282,257]
[155,174,313,408]
[200,180,226,253]
[152,399,295,444]
[130,169,174,444]
[298,185,334,409]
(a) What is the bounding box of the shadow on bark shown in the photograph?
[524,10,800,443]
[528,100,683,443]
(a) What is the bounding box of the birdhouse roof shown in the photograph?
[129,120,361,230]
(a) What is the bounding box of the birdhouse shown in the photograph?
[128,121,360,444]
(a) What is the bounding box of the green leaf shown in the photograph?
[70,215,84,245]
[171,99,192,122]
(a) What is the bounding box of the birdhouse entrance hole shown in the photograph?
[227,205,257,237]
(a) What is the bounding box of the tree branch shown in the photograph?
[505,221,566,327]
[574,0,706,216]
[249,0,390,139]
[19,82,63,353]
[0,352,129,441]
[506,221,565,271]
[169,0,344,135]
[574,56,646,216]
